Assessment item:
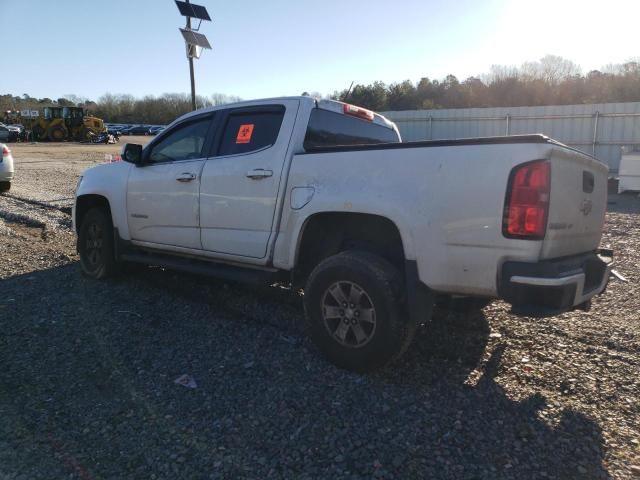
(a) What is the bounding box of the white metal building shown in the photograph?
[384,102,640,172]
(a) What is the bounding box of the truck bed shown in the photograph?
[282,135,608,298]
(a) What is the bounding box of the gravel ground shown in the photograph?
[1,144,639,479]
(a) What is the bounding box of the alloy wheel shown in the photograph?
[321,281,377,348]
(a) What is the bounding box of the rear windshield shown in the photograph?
[303,109,399,150]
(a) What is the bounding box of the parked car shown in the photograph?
[107,125,125,135]
[126,125,152,135]
[0,143,14,192]
[74,96,613,372]
[116,127,130,135]
[148,126,165,135]
[0,125,18,143]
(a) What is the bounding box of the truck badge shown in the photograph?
[580,199,593,216]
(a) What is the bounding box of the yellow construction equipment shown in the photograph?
[4,107,106,141]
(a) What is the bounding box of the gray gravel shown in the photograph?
[0,151,639,479]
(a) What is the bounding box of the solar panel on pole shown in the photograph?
[175,0,211,111]
[175,1,194,17]
[191,4,211,21]
[180,28,212,50]
[175,0,211,21]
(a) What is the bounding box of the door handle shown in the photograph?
[176,172,196,182]
[246,169,273,180]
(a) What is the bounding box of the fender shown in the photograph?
[273,198,419,272]
[74,161,132,239]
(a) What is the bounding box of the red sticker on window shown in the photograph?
[236,124,254,144]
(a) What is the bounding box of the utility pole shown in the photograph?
[185,0,197,111]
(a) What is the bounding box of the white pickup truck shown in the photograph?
[73,96,613,371]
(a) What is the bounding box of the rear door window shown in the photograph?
[218,108,285,156]
[304,108,399,150]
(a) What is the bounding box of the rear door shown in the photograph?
[127,114,216,249]
[542,147,609,258]
[199,100,299,258]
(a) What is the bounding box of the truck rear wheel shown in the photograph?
[78,208,117,279]
[304,251,414,372]
[0,182,10,192]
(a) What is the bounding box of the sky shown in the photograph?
[1,0,639,102]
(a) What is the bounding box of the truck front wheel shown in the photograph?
[304,251,415,372]
[78,208,117,279]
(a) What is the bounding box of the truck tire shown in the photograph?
[0,182,10,192]
[48,126,66,142]
[304,251,414,372]
[32,125,45,141]
[78,208,117,279]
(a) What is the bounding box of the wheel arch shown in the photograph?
[74,194,113,234]
[292,211,407,287]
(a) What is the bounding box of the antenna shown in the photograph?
[345,81,355,101]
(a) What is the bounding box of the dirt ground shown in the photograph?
[10,136,150,156]
[8,136,151,163]
[0,141,639,479]
[5,136,150,207]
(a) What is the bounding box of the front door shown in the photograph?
[127,114,214,249]
[199,101,299,258]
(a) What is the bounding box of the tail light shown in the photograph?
[503,160,550,239]
[1,145,9,156]
[343,103,374,122]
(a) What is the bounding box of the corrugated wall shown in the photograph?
[383,102,640,172]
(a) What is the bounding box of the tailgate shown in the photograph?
[541,147,608,259]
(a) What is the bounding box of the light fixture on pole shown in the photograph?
[175,0,212,111]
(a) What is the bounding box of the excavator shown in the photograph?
[4,107,107,141]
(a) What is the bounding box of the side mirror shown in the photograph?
[122,143,143,165]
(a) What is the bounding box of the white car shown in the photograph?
[73,96,613,371]
[0,143,14,192]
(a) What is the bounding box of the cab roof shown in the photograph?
[179,96,396,130]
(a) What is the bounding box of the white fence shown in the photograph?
[383,102,640,172]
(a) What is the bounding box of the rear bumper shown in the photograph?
[498,249,613,317]
[0,153,14,178]
[0,164,13,181]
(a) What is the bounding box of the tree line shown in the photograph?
[0,93,241,125]
[2,56,639,124]
[333,56,640,111]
